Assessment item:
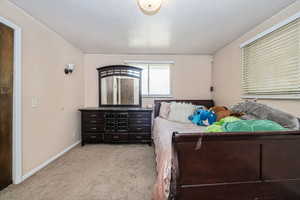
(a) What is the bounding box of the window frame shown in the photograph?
[240,11,300,100]
[124,60,173,98]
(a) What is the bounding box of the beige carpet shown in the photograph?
[0,144,156,200]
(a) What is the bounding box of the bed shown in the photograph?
[152,99,300,200]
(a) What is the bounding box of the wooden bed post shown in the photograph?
[171,132,180,200]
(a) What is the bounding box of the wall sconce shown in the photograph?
[64,64,75,74]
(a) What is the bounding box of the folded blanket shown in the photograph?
[223,120,287,132]
[206,117,287,132]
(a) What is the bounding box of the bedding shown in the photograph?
[206,116,241,132]
[206,117,287,132]
[230,101,300,130]
[223,119,287,132]
[152,117,206,200]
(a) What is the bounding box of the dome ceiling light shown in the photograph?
[137,0,163,15]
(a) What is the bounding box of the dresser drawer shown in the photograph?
[128,118,151,125]
[105,118,128,123]
[104,112,129,119]
[114,112,129,119]
[116,126,129,132]
[129,126,151,132]
[83,125,105,132]
[117,118,128,123]
[82,134,102,143]
[84,118,105,125]
[104,133,128,142]
[128,112,151,119]
[129,133,151,141]
[104,126,117,132]
[82,112,105,119]
[105,127,128,132]
[104,112,117,119]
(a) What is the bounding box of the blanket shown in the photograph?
[230,101,299,130]
[206,117,287,132]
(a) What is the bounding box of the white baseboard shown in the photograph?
[22,140,81,181]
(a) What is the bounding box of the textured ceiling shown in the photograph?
[9,0,297,54]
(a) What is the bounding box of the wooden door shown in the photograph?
[0,22,14,191]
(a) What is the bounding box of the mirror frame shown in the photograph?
[97,65,142,107]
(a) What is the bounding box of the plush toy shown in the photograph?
[189,109,217,126]
[210,106,228,113]
[188,110,201,124]
[209,106,244,121]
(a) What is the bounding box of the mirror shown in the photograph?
[101,76,140,105]
[98,65,142,107]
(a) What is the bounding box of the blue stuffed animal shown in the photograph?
[188,111,201,124]
[189,109,217,126]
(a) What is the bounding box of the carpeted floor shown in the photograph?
[0,144,156,200]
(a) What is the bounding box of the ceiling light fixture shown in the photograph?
[137,0,163,15]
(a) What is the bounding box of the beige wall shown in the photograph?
[212,1,300,117]
[84,54,213,107]
[0,0,84,175]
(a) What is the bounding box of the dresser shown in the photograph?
[79,107,153,146]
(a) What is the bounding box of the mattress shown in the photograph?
[152,117,206,200]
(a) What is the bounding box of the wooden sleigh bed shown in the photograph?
[153,100,300,200]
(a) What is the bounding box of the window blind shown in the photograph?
[242,18,300,95]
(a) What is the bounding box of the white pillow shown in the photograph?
[159,102,171,119]
[168,102,196,123]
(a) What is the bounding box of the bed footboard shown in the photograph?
[171,131,300,200]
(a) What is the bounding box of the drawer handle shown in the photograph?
[113,136,120,139]
[136,128,143,131]
[90,114,97,117]
[90,136,97,139]
[91,120,97,123]
[136,136,143,139]
[91,127,97,130]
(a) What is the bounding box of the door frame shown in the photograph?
[0,16,22,184]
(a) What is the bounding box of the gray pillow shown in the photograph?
[231,101,299,130]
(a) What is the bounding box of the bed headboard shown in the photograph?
[154,99,215,118]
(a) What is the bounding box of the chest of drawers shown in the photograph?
[79,107,152,145]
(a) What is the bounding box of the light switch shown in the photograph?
[31,97,38,108]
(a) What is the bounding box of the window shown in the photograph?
[125,62,171,96]
[241,17,300,98]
